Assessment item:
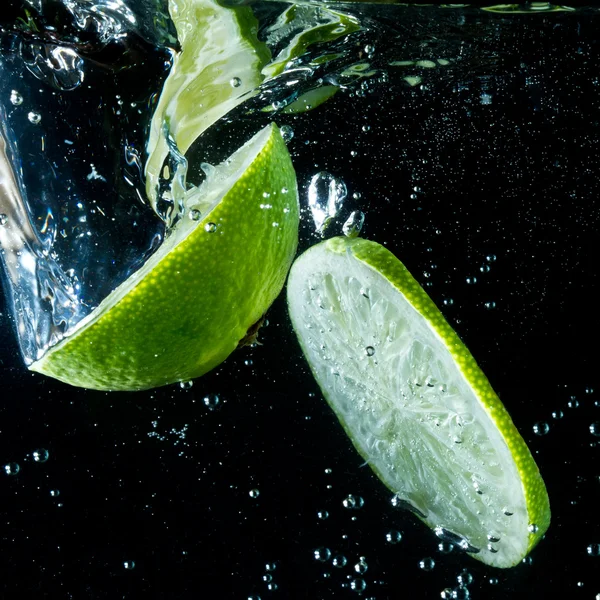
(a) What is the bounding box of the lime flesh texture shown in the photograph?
[287,236,550,568]
[31,124,299,391]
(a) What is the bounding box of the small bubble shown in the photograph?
[480,264,491,273]
[419,558,435,571]
[123,561,135,570]
[528,524,539,533]
[280,125,294,142]
[27,112,41,124]
[249,489,260,499]
[452,587,470,600]
[0,214,7,226]
[4,463,19,476]
[262,574,272,583]
[247,596,261,600]
[189,209,201,221]
[32,449,49,463]
[10,90,23,105]
[486,254,497,262]
[230,77,242,87]
[586,387,594,394]
[568,397,580,409]
[590,423,600,437]
[179,380,193,389]
[466,277,477,284]
[317,510,329,520]
[364,44,375,56]
[489,578,498,585]
[552,410,564,420]
[314,547,331,562]
[50,489,60,497]
[365,346,375,357]
[354,558,368,574]
[350,578,366,592]
[438,541,454,554]
[441,589,453,599]
[362,124,371,132]
[265,562,277,571]
[457,570,473,586]
[533,422,550,436]
[484,301,496,309]
[587,543,600,556]
[385,530,402,544]
[342,494,364,509]
[324,468,333,474]
[266,583,278,591]
[443,298,454,306]
[204,222,217,233]
[577,582,584,588]
[203,394,220,410]
[332,554,347,568]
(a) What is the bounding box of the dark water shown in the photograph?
[1,1,599,598]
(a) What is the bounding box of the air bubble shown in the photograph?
[179,380,193,389]
[314,547,331,562]
[480,264,491,273]
[484,301,496,309]
[32,448,49,463]
[489,578,499,585]
[452,587,470,600]
[4,463,19,476]
[343,494,364,509]
[50,489,60,497]
[204,222,217,233]
[419,557,435,571]
[342,210,365,238]
[466,277,477,284]
[249,489,260,499]
[0,214,7,226]
[28,112,41,124]
[528,524,539,533]
[123,561,135,570]
[385,530,402,544]
[590,423,600,437]
[552,410,564,420]
[587,543,600,556]
[350,578,366,592]
[533,422,549,436]
[203,394,220,410]
[10,90,23,105]
[317,510,329,520]
[365,346,375,357]
[438,541,454,554]
[332,554,347,568]
[457,570,473,586]
[280,125,294,142]
[443,298,454,306]
[230,77,242,87]
[354,557,368,574]
[189,209,201,221]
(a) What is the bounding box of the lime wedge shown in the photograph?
[287,236,550,568]
[30,124,298,391]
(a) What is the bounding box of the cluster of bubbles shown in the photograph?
[533,386,596,438]
[3,448,50,476]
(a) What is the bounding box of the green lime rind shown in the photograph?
[289,236,550,567]
[31,124,299,391]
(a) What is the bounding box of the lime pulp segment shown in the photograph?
[286,236,550,568]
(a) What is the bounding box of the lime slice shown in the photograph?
[287,236,550,568]
[145,0,270,210]
[30,124,298,391]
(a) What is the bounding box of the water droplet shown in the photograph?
[10,90,23,105]
[0,214,7,226]
[249,489,260,499]
[314,547,331,561]
[32,448,49,463]
[342,210,365,238]
[365,346,375,357]
[587,543,600,556]
[419,557,435,571]
[189,209,201,221]
[317,510,329,520]
[590,423,600,436]
[307,171,347,234]
[342,494,364,509]
[528,523,539,533]
[123,561,135,570]
[27,112,41,124]
[332,554,347,568]
[552,410,564,420]
[350,578,366,592]
[4,463,19,476]
[385,530,402,544]
[533,422,549,436]
[204,222,217,233]
[50,489,60,497]
[280,125,294,142]
[203,394,220,410]
[230,77,242,87]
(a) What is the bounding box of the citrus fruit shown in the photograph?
[30,123,298,391]
[286,236,550,568]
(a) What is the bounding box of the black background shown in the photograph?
[1,2,600,599]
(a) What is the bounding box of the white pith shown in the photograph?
[287,242,528,568]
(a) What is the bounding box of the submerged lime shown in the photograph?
[31,124,299,391]
[287,236,550,568]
